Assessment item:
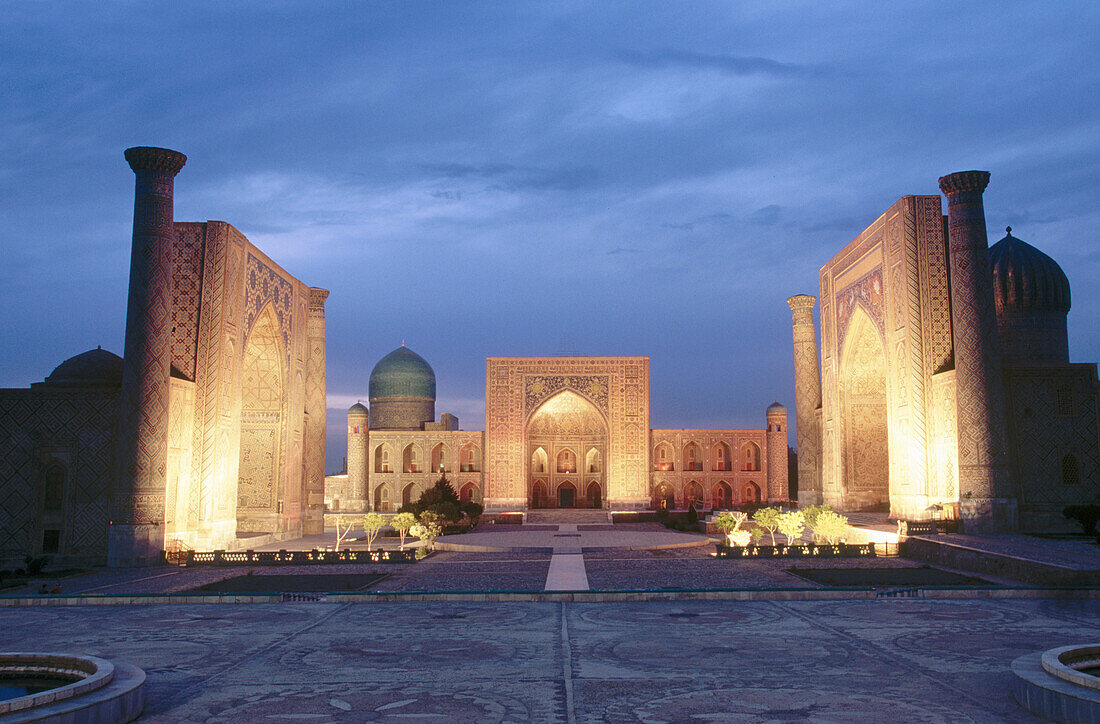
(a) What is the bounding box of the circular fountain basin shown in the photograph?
[1013,643,1100,723]
[0,653,143,722]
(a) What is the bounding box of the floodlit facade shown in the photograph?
[329,353,789,513]
[790,171,1099,532]
[0,148,328,566]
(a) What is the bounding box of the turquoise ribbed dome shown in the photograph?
[368,346,436,400]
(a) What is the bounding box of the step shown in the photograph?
[525,509,611,525]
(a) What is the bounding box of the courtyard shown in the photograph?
[2,595,1096,721]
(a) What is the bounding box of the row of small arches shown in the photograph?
[653,480,762,510]
[530,447,601,474]
[372,443,482,474]
[369,481,481,512]
[653,441,761,472]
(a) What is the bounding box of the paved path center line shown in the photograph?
[545,554,589,590]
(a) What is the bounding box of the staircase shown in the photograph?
[525,509,611,525]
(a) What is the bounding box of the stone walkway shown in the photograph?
[2,597,1096,721]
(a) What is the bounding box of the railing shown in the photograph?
[180,548,417,566]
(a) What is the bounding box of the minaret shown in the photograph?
[347,403,370,511]
[938,170,1017,532]
[302,287,330,534]
[786,294,823,506]
[765,402,789,502]
[109,146,187,566]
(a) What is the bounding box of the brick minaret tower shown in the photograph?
[938,170,1017,532]
[765,402,790,502]
[787,294,823,506]
[347,403,370,511]
[109,146,186,566]
[303,287,330,534]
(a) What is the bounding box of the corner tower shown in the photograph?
[939,170,1017,532]
[765,402,789,502]
[109,146,186,567]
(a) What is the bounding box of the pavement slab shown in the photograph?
[1,598,1096,721]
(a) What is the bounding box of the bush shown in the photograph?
[461,501,484,520]
[26,556,50,576]
[1063,505,1100,538]
[655,508,670,520]
[810,510,849,544]
[686,504,698,525]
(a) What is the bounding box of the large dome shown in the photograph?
[990,227,1071,315]
[43,347,123,387]
[368,346,436,401]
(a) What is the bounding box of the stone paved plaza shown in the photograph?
[2,597,1098,721]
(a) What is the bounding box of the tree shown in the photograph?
[712,512,738,536]
[361,512,384,551]
[777,510,805,545]
[411,474,463,522]
[414,510,445,550]
[333,516,357,550]
[752,506,781,546]
[391,511,417,549]
[811,510,849,544]
[801,505,832,538]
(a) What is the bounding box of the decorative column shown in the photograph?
[938,170,1017,532]
[109,146,186,566]
[347,403,370,511]
[787,295,823,506]
[765,403,789,502]
[302,287,330,534]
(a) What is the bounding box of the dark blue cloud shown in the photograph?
[1,1,1097,473]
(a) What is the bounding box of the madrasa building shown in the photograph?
[788,171,1099,533]
[325,350,790,514]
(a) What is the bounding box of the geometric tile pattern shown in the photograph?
[0,391,117,558]
[787,295,822,503]
[939,173,1013,506]
[112,154,185,529]
[169,224,204,382]
[486,358,650,508]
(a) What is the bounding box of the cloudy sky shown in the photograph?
[2,2,1097,472]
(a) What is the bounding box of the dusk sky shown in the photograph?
[2,2,1098,473]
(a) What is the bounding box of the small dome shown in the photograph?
[990,228,1071,314]
[368,345,436,400]
[44,348,123,387]
[348,402,368,416]
[766,401,787,413]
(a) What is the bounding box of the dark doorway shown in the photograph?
[586,481,602,508]
[559,483,576,508]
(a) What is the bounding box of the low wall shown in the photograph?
[903,536,1100,586]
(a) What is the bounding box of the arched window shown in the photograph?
[531,480,547,508]
[431,443,448,474]
[654,443,674,471]
[374,444,392,473]
[713,442,732,471]
[531,447,548,474]
[1062,454,1080,486]
[460,443,481,472]
[685,481,704,509]
[741,442,761,471]
[743,481,761,503]
[713,481,732,510]
[557,449,577,474]
[684,442,702,471]
[585,448,601,473]
[654,483,675,510]
[403,444,421,473]
[401,483,416,507]
[586,481,602,508]
[374,484,391,512]
[459,482,477,504]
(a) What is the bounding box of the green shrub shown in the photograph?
[1063,505,1100,538]
[810,510,849,544]
[686,504,698,524]
[751,507,781,546]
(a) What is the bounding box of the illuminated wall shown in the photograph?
[818,196,955,520]
[484,357,651,509]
